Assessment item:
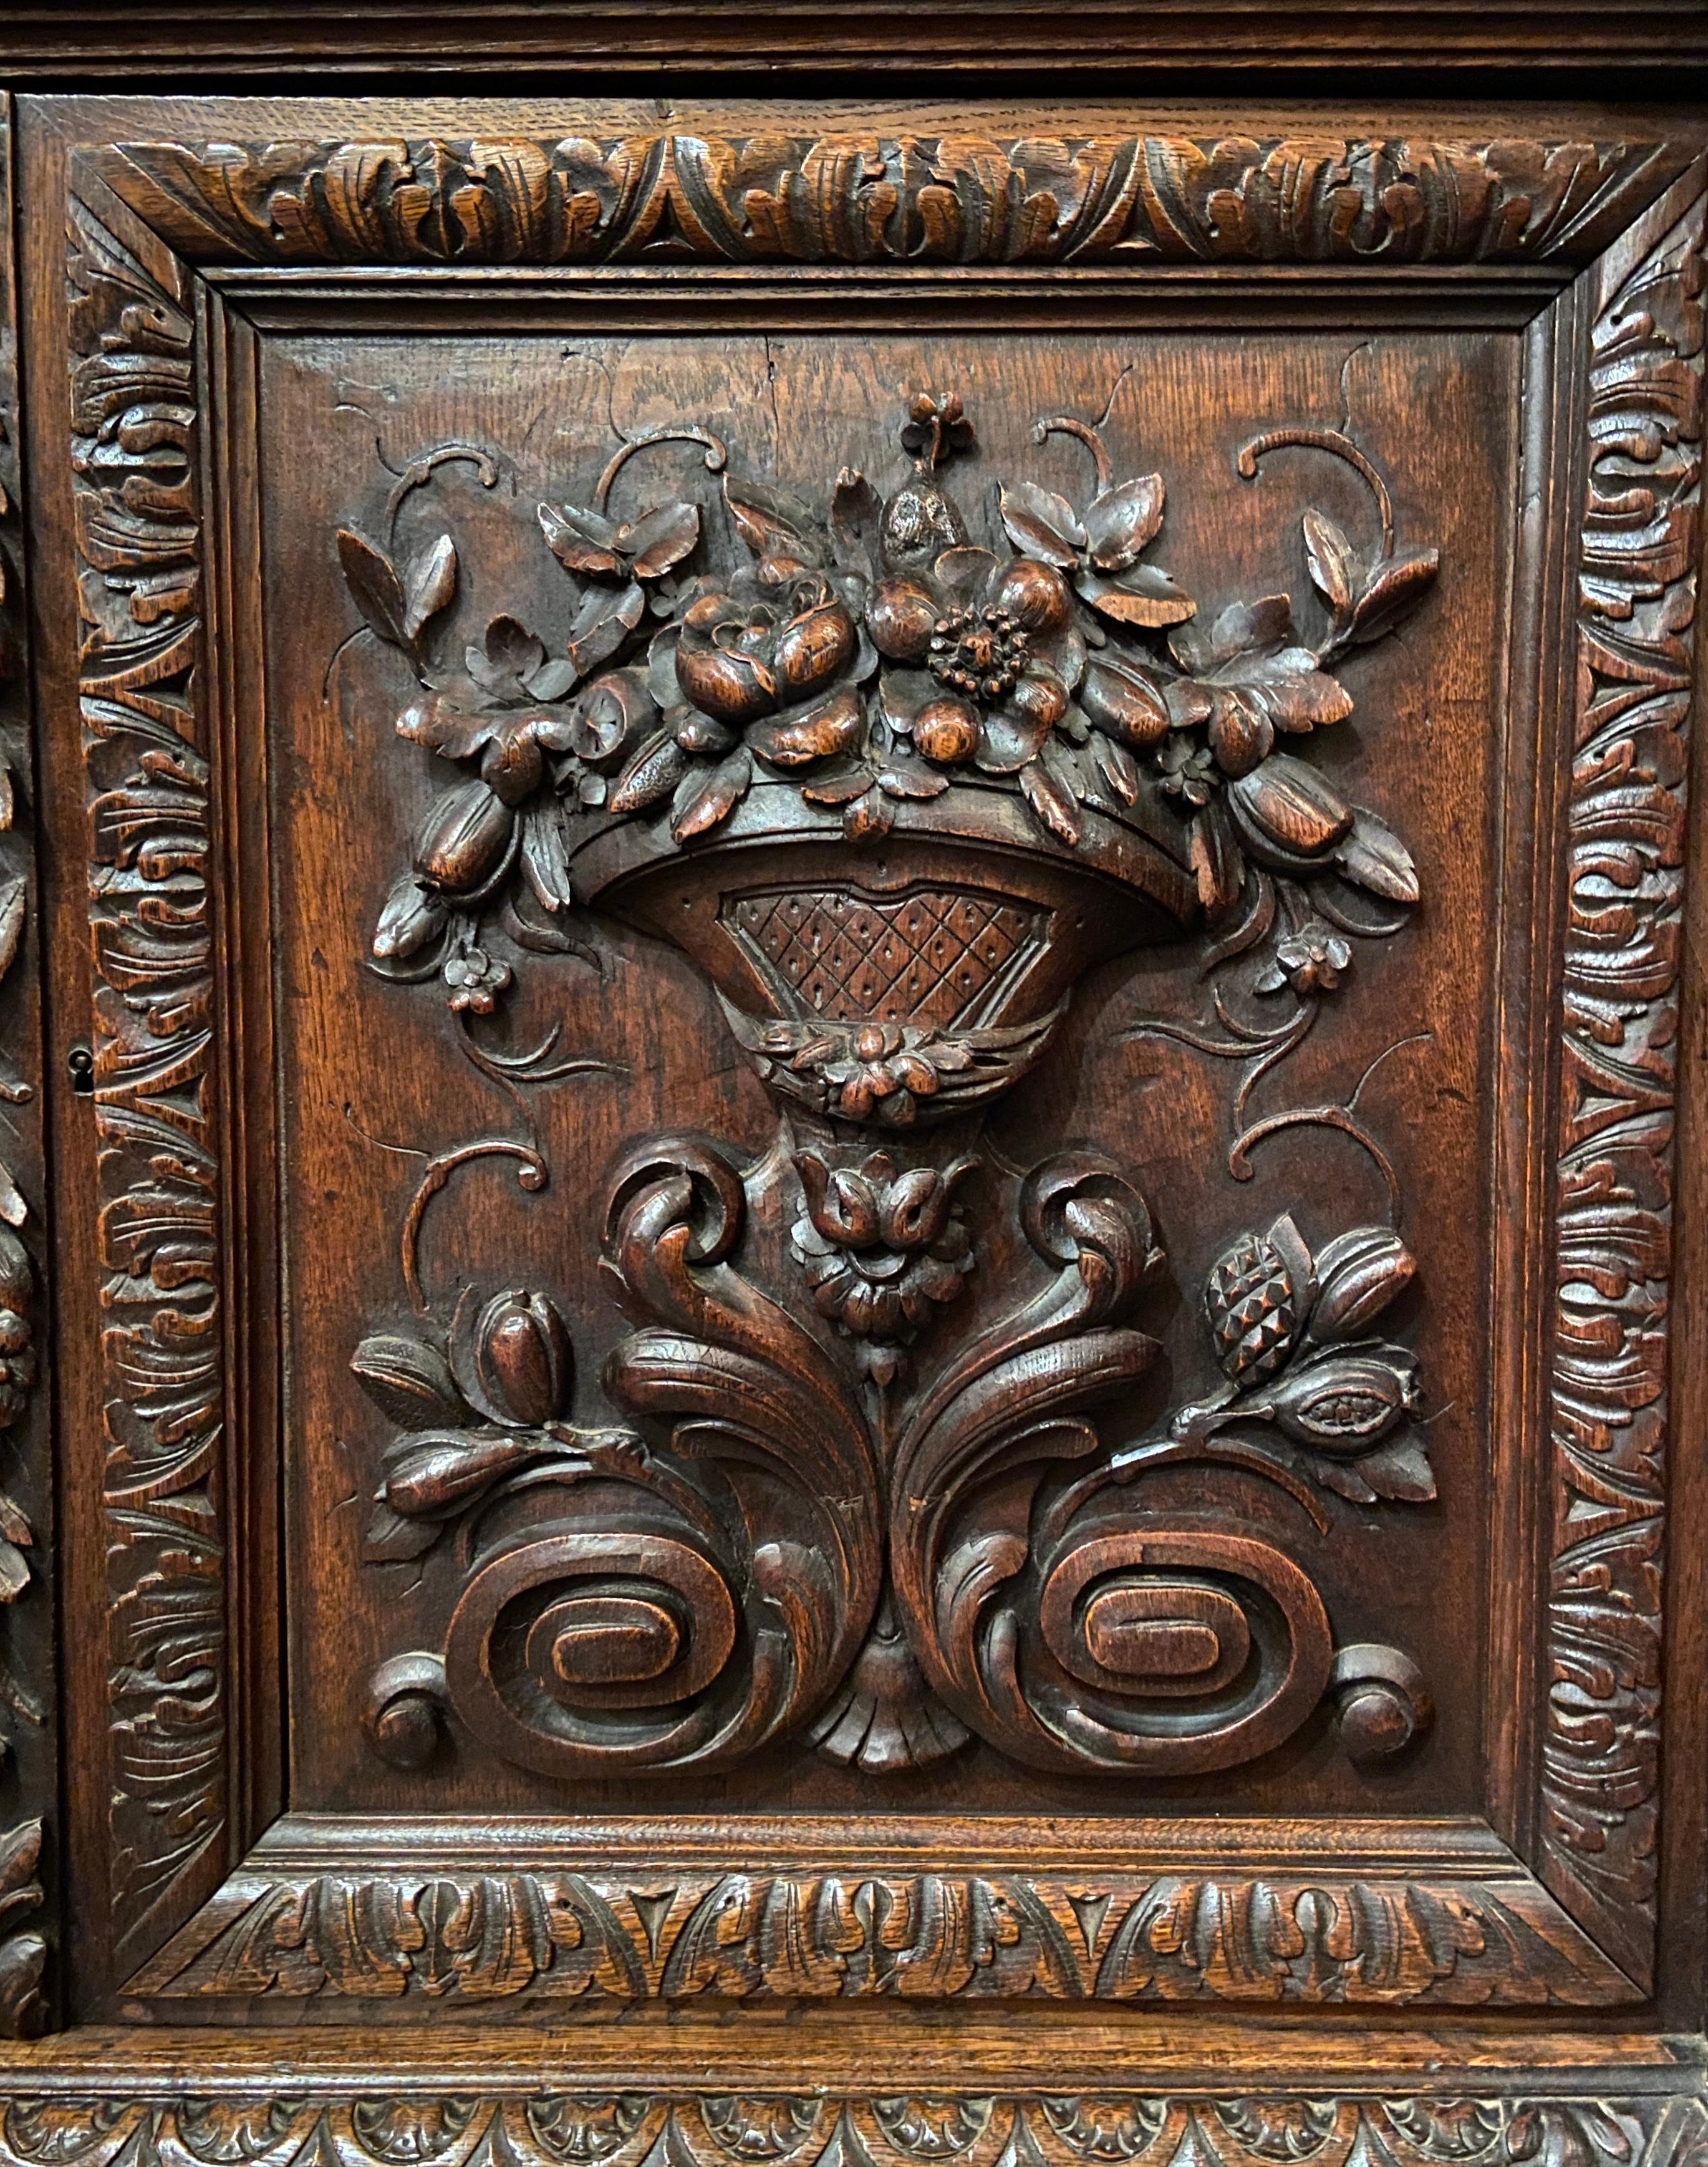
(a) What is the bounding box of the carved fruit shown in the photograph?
[868,577,940,663]
[412,779,514,893]
[1310,1228,1417,1341]
[1257,1349,1420,1451]
[881,477,969,569]
[995,557,1073,635]
[480,729,545,806]
[475,1290,572,1427]
[914,697,980,765]
[747,689,864,768]
[1205,1215,1316,1384]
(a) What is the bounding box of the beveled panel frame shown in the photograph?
[41,99,1705,2025]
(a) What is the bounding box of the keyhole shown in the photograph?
[67,1044,94,1097]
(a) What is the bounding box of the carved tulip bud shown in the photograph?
[878,1166,952,1252]
[796,1152,881,1248]
[995,557,1073,635]
[1310,1228,1417,1341]
[372,873,447,963]
[868,577,940,664]
[412,778,514,894]
[475,1289,571,1427]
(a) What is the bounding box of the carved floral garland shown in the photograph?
[346,394,1432,1035]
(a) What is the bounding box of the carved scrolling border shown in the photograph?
[1536,170,1707,1992]
[69,172,223,1974]
[62,128,1706,2008]
[0,2088,1700,2167]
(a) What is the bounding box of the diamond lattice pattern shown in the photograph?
[731,889,1039,1029]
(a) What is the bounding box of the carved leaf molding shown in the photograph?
[0,2094,1695,2167]
[129,1855,1631,2004]
[87,135,1693,270]
[1538,172,1706,1995]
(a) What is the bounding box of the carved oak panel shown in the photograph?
[0,85,1696,2099]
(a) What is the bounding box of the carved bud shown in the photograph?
[867,577,940,663]
[372,875,448,963]
[1310,1228,1417,1341]
[773,593,857,697]
[569,668,657,770]
[995,557,1073,635]
[1256,1349,1421,1453]
[412,779,514,894]
[480,728,546,806]
[1079,656,1170,747]
[475,1289,572,1427]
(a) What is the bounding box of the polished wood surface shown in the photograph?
[0,27,1700,2146]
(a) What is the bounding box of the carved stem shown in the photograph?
[594,425,728,512]
[1236,427,1396,556]
[400,1140,548,1314]
[384,441,500,543]
[1033,413,1114,493]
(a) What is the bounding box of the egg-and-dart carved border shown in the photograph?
[64,128,1706,2012]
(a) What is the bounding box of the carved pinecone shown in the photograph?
[1205,1226,1305,1383]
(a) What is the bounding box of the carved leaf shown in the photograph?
[1349,548,1440,643]
[0,879,26,988]
[1336,807,1421,904]
[831,469,883,574]
[1019,754,1082,846]
[998,481,1083,568]
[566,580,645,678]
[671,747,753,841]
[724,476,823,579]
[337,528,408,645]
[1301,508,1356,618]
[622,501,700,581]
[539,501,623,577]
[1083,475,1165,571]
[402,534,458,641]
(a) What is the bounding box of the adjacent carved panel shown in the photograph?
[67,178,225,1967]
[0,2092,1695,2167]
[88,135,1694,271]
[1538,175,1706,1996]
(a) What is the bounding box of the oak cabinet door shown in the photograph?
[0,79,1703,2154]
